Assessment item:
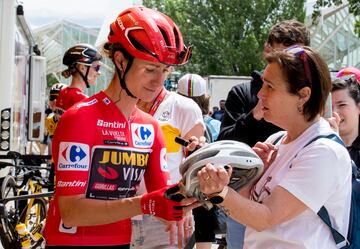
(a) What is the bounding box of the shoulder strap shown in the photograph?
[318,207,348,247]
[304,133,344,147]
[272,133,285,145]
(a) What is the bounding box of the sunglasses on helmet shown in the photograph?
[284,45,312,85]
[77,62,101,72]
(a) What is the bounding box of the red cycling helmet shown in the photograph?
[108,6,192,66]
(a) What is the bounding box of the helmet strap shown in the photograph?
[115,57,136,98]
[75,66,90,88]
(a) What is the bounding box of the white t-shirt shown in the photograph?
[153,91,204,181]
[245,118,352,249]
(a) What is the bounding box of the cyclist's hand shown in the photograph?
[163,210,193,248]
[177,211,193,248]
[185,136,207,157]
[165,222,177,246]
[141,184,184,221]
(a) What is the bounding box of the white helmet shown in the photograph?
[49,83,67,101]
[179,140,264,204]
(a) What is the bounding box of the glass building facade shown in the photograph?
[33,20,106,96]
[306,0,360,70]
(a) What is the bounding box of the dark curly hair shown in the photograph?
[267,20,310,47]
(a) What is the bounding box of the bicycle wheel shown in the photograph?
[0,175,20,249]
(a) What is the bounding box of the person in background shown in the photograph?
[44,6,195,248]
[45,83,68,190]
[195,45,352,249]
[54,43,102,118]
[330,66,360,175]
[40,104,53,155]
[178,73,221,142]
[211,106,219,117]
[134,74,204,247]
[217,19,311,249]
[212,99,225,121]
[177,73,223,249]
[46,83,68,142]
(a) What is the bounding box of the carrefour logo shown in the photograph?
[131,123,154,148]
[58,142,89,171]
[160,147,168,172]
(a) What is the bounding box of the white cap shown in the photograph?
[178,74,207,97]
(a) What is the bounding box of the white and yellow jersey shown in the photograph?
[152,92,204,181]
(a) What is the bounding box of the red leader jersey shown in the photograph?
[44,91,170,246]
[55,87,87,113]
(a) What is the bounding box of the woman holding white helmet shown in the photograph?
[188,46,352,249]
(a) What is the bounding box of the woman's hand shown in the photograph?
[197,163,232,195]
[326,111,340,134]
[252,142,278,169]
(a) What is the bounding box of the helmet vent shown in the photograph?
[158,26,171,47]
[179,150,219,175]
[230,151,258,158]
[109,26,114,36]
[128,33,158,60]
[128,34,147,53]
[221,141,237,145]
[173,27,180,49]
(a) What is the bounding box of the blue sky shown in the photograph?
[21,0,134,28]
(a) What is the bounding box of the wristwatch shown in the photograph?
[207,186,229,204]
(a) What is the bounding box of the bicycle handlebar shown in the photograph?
[0,163,52,170]
[0,152,52,161]
[0,191,54,203]
[0,161,14,167]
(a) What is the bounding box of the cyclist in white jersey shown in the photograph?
[134,80,204,248]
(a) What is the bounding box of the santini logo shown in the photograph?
[57,180,86,188]
[97,119,125,129]
[58,142,89,171]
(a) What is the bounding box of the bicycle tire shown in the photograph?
[2,175,18,198]
[0,175,20,249]
[0,222,16,249]
[1,176,48,249]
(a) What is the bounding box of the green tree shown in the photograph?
[46,74,58,88]
[312,0,360,36]
[143,0,305,75]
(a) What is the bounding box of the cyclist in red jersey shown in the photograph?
[44,6,195,249]
[55,44,102,116]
